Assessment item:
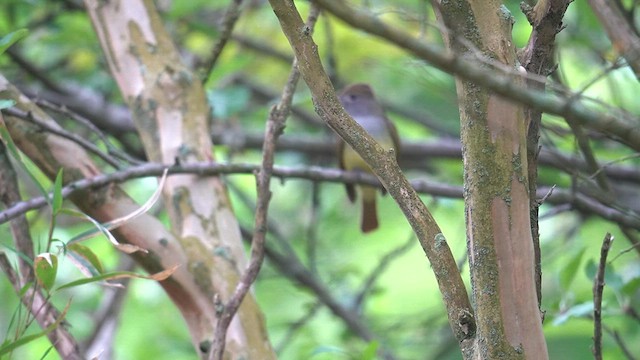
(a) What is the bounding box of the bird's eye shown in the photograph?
[349,94,358,101]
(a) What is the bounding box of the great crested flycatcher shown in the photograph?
[337,83,400,233]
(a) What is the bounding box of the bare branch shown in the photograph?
[274,302,322,353]
[203,0,245,81]
[238,227,383,349]
[588,0,640,80]
[1,160,638,230]
[6,47,69,94]
[519,0,573,308]
[4,107,123,169]
[209,6,321,359]
[353,234,416,311]
[592,232,614,360]
[84,257,135,359]
[268,0,475,345]
[602,325,637,360]
[313,0,640,151]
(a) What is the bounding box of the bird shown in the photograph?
[337,83,400,233]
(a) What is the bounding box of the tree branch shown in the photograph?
[592,232,614,360]
[313,0,640,151]
[588,0,640,80]
[209,6,320,359]
[202,0,244,82]
[268,0,475,346]
[1,160,638,230]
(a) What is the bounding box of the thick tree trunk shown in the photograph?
[81,0,276,358]
[437,1,549,358]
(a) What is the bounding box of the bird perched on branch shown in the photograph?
[337,83,400,233]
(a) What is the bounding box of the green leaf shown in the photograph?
[34,253,58,292]
[0,122,50,202]
[559,247,585,289]
[310,345,349,358]
[0,299,70,356]
[18,281,34,297]
[0,242,34,267]
[0,29,28,55]
[359,341,379,360]
[54,264,178,292]
[552,302,593,326]
[68,242,105,275]
[0,122,21,161]
[622,276,640,295]
[585,259,624,292]
[52,168,64,214]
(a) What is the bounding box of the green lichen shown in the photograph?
[213,245,232,261]
[189,260,214,297]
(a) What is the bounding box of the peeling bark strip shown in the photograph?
[437,0,548,359]
[83,0,275,358]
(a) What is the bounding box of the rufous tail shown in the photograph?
[361,196,378,233]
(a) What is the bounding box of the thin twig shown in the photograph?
[275,302,322,353]
[83,256,135,359]
[226,180,298,258]
[232,33,294,63]
[202,0,244,82]
[589,153,640,180]
[312,0,640,151]
[592,232,614,360]
[6,48,69,94]
[238,226,390,357]
[353,234,416,311]
[209,7,321,359]
[3,107,122,169]
[1,161,639,230]
[609,227,640,262]
[623,305,640,324]
[565,116,611,193]
[602,325,637,360]
[34,98,141,165]
[306,181,321,274]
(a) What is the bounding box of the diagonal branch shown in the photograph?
[592,232,614,360]
[312,0,640,151]
[268,0,475,346]
[209,6,320,359]
[588,0,640,80]
[203,0,245,81]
